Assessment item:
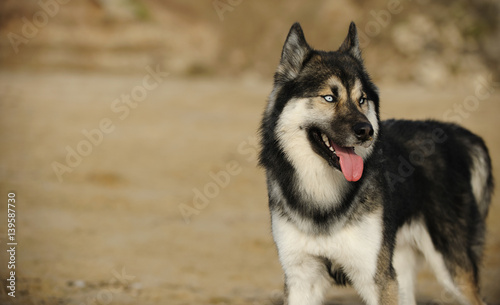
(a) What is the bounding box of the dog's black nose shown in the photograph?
[353,122,374,141]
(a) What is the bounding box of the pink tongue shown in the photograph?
[331,143,364,182]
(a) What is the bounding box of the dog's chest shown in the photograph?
[271,209,383,276]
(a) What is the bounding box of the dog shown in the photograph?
[258,22,494,305]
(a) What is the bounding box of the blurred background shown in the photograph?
[0,0,499,304]
[0,0,499,82]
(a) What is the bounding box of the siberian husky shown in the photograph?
[259,22,494,305]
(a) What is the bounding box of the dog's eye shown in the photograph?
[359,97,367,105]
[322,95,335,103]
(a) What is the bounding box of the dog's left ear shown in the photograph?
[339,22,362,61]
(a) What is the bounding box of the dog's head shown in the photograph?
[261,22,380,182]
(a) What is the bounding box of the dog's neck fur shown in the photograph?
[266,139,382,235]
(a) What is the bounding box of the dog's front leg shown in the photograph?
[282,253,332,305]
[348,269,398,305]
[373,244,399,305]
[343,242,399,305]
[376,274,399,305]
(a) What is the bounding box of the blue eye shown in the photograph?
[322,95,335,103]
[359,97,367,105]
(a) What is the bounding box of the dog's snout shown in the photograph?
[353,122,374,141]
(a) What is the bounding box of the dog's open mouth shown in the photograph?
[308,129,364,182]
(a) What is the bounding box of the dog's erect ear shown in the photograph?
[339,22,362,61]
[276,22,311,82]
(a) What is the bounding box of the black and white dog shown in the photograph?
[259,22,494,305]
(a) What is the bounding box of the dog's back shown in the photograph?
[379,119,493,304]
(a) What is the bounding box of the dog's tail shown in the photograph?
[469,138,494,219]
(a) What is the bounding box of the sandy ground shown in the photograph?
[0,70,499,305]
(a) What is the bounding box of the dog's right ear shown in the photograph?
[276,22,311,82]
[339,22,362,61]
